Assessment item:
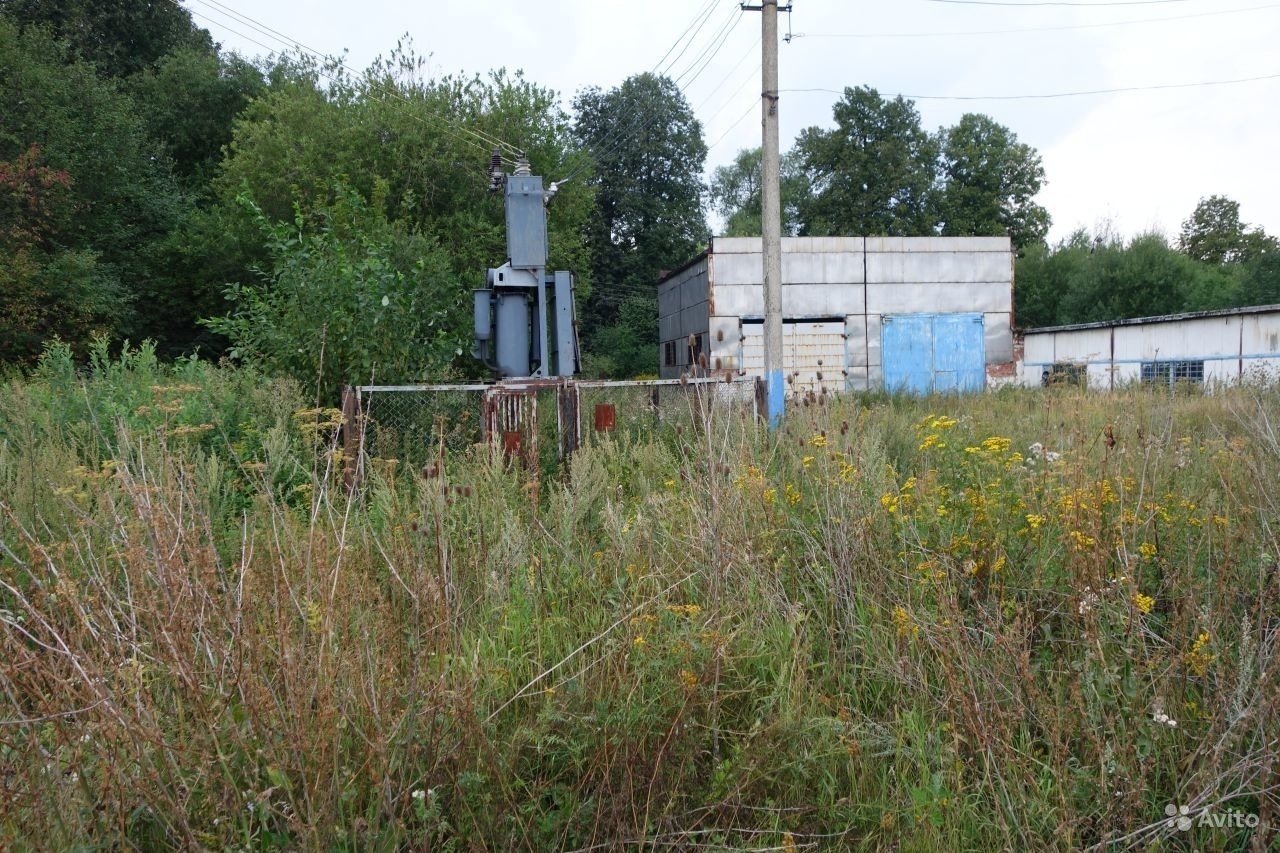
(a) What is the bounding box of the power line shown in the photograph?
[707,99,760,150]
[654,0,724,80]
[674,4,745,90]
[793,2,1279,38]
[182,0,525,165]
[783,70,1280,101]
[694,35,761,111]
[558,1,746,185]
[566,0,725,167]
[578,3,741,173]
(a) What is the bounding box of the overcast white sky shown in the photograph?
[186,0,1280,244]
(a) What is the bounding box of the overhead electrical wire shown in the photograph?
[179,0,525,168]
[655,0,724,81]
[707,99,762,151]
[556,1,748,185]
[557,2,740,183]
[784,70,1280,101]
[793,2,1279,38]
[694,35,761,111]
[554,0,725,178]
[673,5,745,90]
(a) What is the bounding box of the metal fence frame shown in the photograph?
[342,375,761,484]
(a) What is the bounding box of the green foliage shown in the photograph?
[573,73,708,375]
[216,49,590,288]
[1178,195,1277,266]
[582,293,659,379]
[708,146,806,237]
[1241,252,1280,305]
[1016,228,1244,328]
[0,19,194,355]
[0,0,212,77]
[129,46,265,192]
[0,144,119,363]
[935,113,1049,251]
[205,47,592,379]
[793,86,938,237]
[722,92,1049,250]
[204,188,464,397]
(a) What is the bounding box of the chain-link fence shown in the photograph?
[347,376,761,479]
[355,384,487,472]
[575,376,759,449]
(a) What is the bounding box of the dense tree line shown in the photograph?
[3,2,1275,382]
[710,86,1049,251]
[1016,198,1279,328]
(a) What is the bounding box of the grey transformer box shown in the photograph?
[473,265,578,378]
[472,166,580,378]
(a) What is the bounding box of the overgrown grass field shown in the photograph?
[1,344,1277,850]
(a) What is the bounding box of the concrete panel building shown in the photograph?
[1019,304,1280,389]
[656,236,1014,394]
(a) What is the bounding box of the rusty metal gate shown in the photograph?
[480,379,580,470]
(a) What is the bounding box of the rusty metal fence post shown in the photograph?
[558,381,581,458]
[341,385,364,493]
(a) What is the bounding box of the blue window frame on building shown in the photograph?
[1141,360,1204,389]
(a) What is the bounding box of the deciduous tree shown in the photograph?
[935,113,1049,251]
[793,86,937,237]
[1178,195,1276,266]
[709,146,808,237]
[0,0,211,77]
[572,72,708,376]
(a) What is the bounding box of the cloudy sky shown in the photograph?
[185,0,1279,244]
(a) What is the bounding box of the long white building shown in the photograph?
[1019,304,1280,389]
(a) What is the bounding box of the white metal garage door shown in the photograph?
[741,320,847,397]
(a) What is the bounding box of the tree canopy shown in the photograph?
[793,86,938,238]
[572,72,709,377]
[1178,195,1276,266]
[0,0,211,77]
[0,17,187,359]
[717,89,1049,251]
[709,147,806,238]
[935,113,1048,251]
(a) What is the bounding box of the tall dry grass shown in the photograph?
[1,349,1277,849]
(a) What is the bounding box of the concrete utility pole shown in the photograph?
[744,0,788,429]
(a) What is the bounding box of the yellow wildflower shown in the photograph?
[919,433,945,451]
[981,436,1012,454]
[892,605,919,639]
[1068,530,1096,551]
[1185,632,1215,676]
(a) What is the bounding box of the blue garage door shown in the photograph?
[882,313,985,394]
